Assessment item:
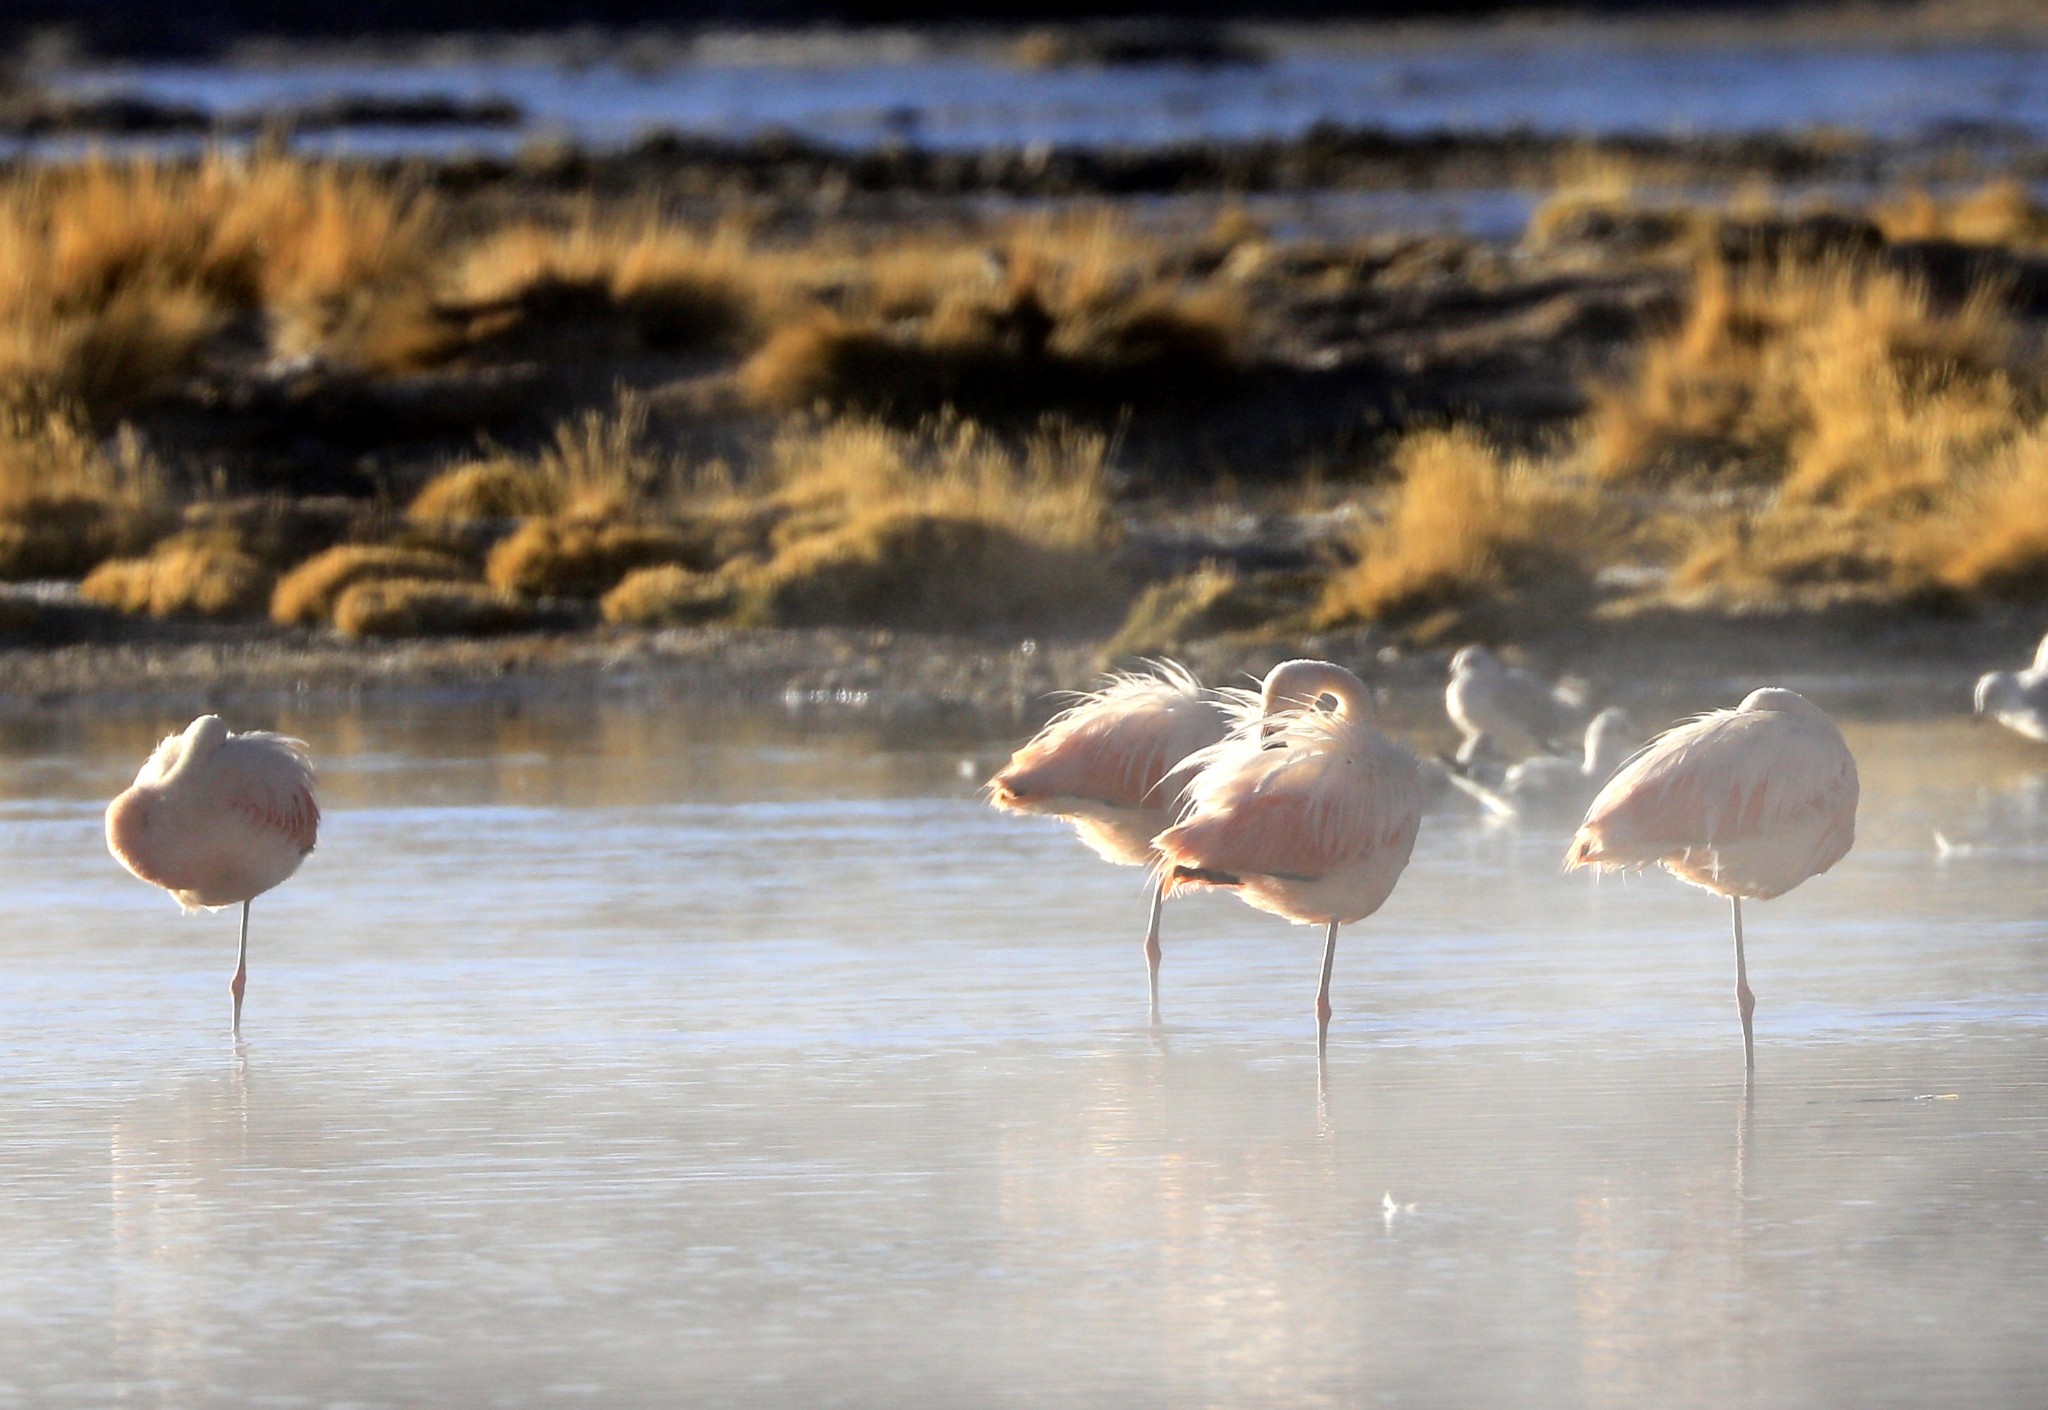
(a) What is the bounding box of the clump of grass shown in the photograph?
[1918,421,2048,597]
[1874,179,2048,248]
[600,563,739,627]
[740,215,1243,422]
[1102,563,1317,657]
[740,509,1118,631]
[1586,252,2016,491]
[0,404,168,579]
[270,544,473,626]
[1318,428,1602,627]
[331,578,532,638]
[762,414,1110,547]
[708,414,1123,630]
[0,155,447,415]
[449,214,770,353]
[485,516,702,599]
[80,532,269,618]
[408,457,562,522]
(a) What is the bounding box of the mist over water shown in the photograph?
[1,696,2046,1406]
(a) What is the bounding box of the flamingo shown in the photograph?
[1446,645,1580,766]
[1565,688,1858,1073]
[1449,707,1641,821]
[105,716,320,1034]
[986,662,1236,1016]
[1152,659,1424,1050]
[1973,631,2048,742]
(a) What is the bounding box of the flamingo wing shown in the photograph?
[992,673,1223,811]
[1160,727,1423,881]
[1569,708,1855,871]
[205,733,320,855]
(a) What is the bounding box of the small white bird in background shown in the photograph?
[1450,707,1641,821]
[1445,645,1582,766]
[1153,659,1424,1051]
[1564,688,1858,1074]
[106,716,320,1034]
[986,661,1236,1018]
[1973,631,2048,742]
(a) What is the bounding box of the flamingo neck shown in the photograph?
[1261,660,1370,723]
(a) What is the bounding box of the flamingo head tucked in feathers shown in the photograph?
[1257,660,1371,738]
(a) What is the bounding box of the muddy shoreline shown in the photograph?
[1,605,2017,735]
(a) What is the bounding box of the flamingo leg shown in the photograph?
[1730,896,1755,1074]
[1316,920,1339,1053]
[230,899,250,1036]
[1142,878,1164,1025]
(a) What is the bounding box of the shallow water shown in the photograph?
[2,696,2047,1407]
[48,35,2048,158]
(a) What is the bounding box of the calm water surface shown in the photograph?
[0,696,2045,1407]
[49,36,2048,156]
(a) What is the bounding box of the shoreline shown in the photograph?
[1,606,2021,732]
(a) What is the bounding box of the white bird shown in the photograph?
[1449,707,1641,820]
[1153,659,1424,1050]
[1565,688,1858,1073]
[1445,645,1581,766]
[986,662,1237,1017]
[106,716,320,1033]
[1973,632,2048,742]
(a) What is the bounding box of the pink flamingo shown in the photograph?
[987,661,1236,1017]
[1152,659,1424,1050]
[106,716,320,1034]
[1565,688,1858,1072]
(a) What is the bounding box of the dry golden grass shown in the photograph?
[1586,253,2016,492]
[1911,420,2048,596]
[408,458,563,522]
[0,155,446,413]
[1874,179,2048,248]
[449,213,771,353]
[740,508,1118,630]
[484,516,701,599]
[80,532,269,618]
[699,414,1125,630]
[600,564,739,627]
[332,578,532,638]
[1318,428,1604,627]
[740,214,1243,421]
[270,544,474,627]
[759,414,1110,548]
[1102,563,1320,658]
[0,405,168,578]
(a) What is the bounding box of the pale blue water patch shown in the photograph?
[43,37,2048,156]
[0,700,2043,1404]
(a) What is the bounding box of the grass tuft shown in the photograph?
[80,532,269,618]
[270,544,474,627]
[600,563,739,627]
[331,578,533,638]
[484,516,702,599]
[1318,428,1603,627]
[408,457,562,522]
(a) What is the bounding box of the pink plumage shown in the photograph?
[1565,687,1857,900]
[1152,659,1423,1044]
[988,661,1234,867]
[1563,686,1858,1072]
[107,715,319,1031]
[986,661,1237,1016]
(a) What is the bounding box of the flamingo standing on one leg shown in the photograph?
[105,716,320,1034]
[1564,688,1858,1074]
[986,662,1236,1018]
[1152,659,1424,1051]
